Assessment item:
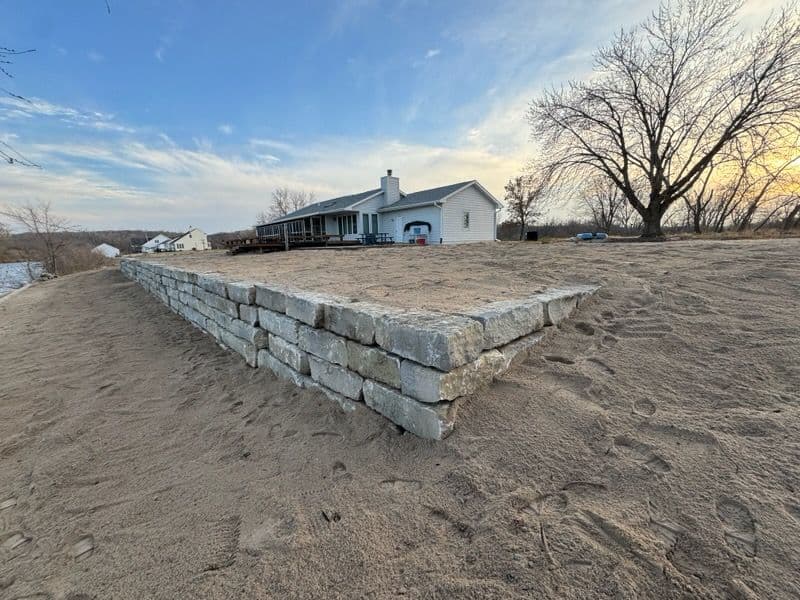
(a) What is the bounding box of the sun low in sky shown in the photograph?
[0,0,782,232]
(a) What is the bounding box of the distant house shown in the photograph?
[164,228,209,252]
[141,234,172,253]
[92,243,121,258]
[257,171,502,245]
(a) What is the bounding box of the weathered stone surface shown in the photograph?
[325,301,386,345]
[196,273,228,298]
[225,319,268,348]
[257,349,306,386]
[239,304,259,326]
[400,350,504,403]
[305,380,361,413]
[197,288,239,318]
[308,356,363,399]
[269,334,310,375]
[536,285,599,325]
[462,299,545,349]
[258,308,300,344]
[226,281,256,305]
[298,325,348,366]
[363,380,455,440]
[497,331,545,369]
[346,341,401,388]
[219,329,257,367]
[254,283,290,313]
[286,291,339,327]
[196,300,234,331]
[374,311,484,371]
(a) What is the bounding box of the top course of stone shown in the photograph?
[136,242,604,313]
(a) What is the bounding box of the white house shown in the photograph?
[164,228,209,252]
[141,234,172,253]
[92,243,121,258]
[257,171,502,245]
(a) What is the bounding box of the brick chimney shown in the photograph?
[381,169,400,205]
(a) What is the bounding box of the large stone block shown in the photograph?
[258,349,307,387]
[239,304,259,326]
[196,300,234,331]
[536,285,599,325]
[325,301,386,345]
[219,329,257,367]
[197,288,239,318]
[346,341,401,388]
[374,311,484,371]
[298,325,348,366]
[258,308,300,344]
[400,350,505,403]
[462,299,545,349]
[363,380,455,440]
[196,273,228,299]
[254,283,290,313]
[286,291,339,327]
[269,334,310,375]
[225,319,268,348]
[305,380,361,413]
[497,331,545,370]
[226,281,256,305]
[308,356,363,400]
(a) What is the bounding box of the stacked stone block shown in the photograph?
[120,258,598,440]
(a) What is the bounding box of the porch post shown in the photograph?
[283,223,289,251]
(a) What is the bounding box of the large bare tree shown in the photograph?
[529,0,800,238]
[1,201,73,274]
[504,169,552,240]
[263,187,316,222]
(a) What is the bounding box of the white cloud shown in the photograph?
[425,48,441,59]
[87,51,105,63]
[218,124,233,135]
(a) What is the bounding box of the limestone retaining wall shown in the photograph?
[120,258,598,440]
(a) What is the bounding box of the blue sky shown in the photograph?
[0,0,777,232]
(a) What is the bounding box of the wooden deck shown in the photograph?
[223,233,363,255]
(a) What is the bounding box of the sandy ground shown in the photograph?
[1,239,799,599]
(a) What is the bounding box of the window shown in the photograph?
[371,214,378,233]
[463,211,471,229]
[336,214,358,235]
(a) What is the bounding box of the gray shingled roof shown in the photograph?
[267,189,381,224]
[378,181,473,212]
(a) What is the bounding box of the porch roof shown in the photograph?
[264,189,381,225]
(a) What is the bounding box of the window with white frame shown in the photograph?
[337,214,358,236]
[463,211,471,229]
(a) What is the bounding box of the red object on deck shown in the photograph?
[416,237,427,245]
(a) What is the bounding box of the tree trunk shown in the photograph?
[783,204,800,231]
[640,204,665,239]
[519,222,525,241]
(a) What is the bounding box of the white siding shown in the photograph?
[440,185,498,243]
[380,205,442,244]
[354,193,386,236]
[173,228,209,251]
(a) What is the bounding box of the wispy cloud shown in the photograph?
[425,48,441,59]
[0,96,134,133]
[87,50,105,63]
[218,123,233,135]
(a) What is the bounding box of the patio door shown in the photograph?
[362,213,370,234]
[394,216,404,242]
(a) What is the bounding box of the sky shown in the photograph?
[0,0,781,233]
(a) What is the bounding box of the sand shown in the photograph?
[1,238,799,599]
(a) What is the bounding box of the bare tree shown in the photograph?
[267,187,315,221]
[1,46,39,167]
[529,0,800,238]
[580,176,628,232]
[504,169,552,240]
[0,201,74,274]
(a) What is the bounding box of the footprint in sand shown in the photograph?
[584,357,615,376]
[574,321,595,336]
[633,399,657,417]
[379,479,422,493]
[2,531,31,551]
[612,435,671,474]
[0,497,16,511]
[70,534,95,561]
[647,502,685,549]
[544,355,575,365]
[716,498,757,557]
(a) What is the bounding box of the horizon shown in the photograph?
[0,0,781,232]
